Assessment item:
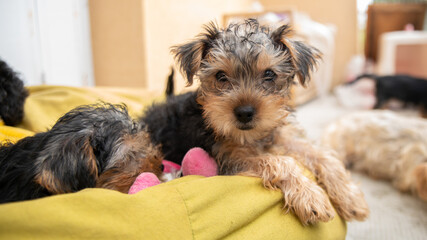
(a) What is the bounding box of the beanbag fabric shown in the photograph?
[0,175,346,240]
[0,122,34,143]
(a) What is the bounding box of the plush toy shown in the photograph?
[128,147,218,194]
[128,172,161,194]
[181,147,218,177]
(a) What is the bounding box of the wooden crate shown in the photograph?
[365,3,426,62]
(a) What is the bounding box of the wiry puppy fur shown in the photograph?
[322,110,427,201]
[142,19,369,225]
[0,103,163,203]
[0,58,28,126]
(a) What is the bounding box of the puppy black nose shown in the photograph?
[234,105,255,124]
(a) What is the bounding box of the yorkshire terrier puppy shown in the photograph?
[0,104,163,203]
[142,19,369,225]
[322,110,427,201]
[0,58,28,126]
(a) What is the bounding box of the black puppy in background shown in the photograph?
[351,74,427,114]
[0,59,28,126]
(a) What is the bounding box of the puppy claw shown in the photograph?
[287,184,335,225]
[337,204,369,221]
[330,183,370,221]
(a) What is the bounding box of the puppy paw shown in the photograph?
[287,183,335,225]
[333,189,370,221]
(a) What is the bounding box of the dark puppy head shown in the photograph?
[172,19,320,144]
[0,59,28,126]
[33,103,163,195]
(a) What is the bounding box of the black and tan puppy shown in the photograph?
[142,19,369,225]
[0,104,163,203]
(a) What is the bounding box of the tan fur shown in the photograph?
[323,110,427,201]
[36,138,98,194]
[173,19,369,225]
[414,163,427,201]
[36,169,67,194]
[243,155,335,223]
[84,140,99,176]
[212,118,369,225]
[199,88,289,145]
[96,130,163,192]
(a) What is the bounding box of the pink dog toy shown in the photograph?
[128,172,161,194]
[181,147,218,177]
[128,147,218,194]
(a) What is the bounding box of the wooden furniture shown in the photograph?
[396,44,427,78]
[365,3,426,62]
[89,0,147,88]
[377,31,427,79]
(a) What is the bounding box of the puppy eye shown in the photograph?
[263,69,277,82]
[215,71,228,82]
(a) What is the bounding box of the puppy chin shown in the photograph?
[236,123,254,130]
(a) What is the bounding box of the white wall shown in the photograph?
[0,0,41,85]
[0,0,94,86]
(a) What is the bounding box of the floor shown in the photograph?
[295,95,427,240]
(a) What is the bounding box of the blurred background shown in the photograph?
[1,0,425,97]
[1,0,427,239]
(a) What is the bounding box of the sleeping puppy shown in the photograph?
[322,110,427,201]
[0,103,163,203]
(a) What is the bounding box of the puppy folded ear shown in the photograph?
[35,130,98,194]
[271,24,321,87]
[171,22,219,86]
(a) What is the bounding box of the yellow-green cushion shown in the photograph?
[0,122,35,143]
[0,175,346,240]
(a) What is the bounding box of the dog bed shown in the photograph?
[0,86,346,239]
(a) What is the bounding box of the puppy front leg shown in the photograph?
[241,155,335,225]
[298,147,370,221]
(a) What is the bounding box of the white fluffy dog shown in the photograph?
[322,110,427,201]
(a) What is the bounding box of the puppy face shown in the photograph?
[172,19,320,144]
[34,104,163,194]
